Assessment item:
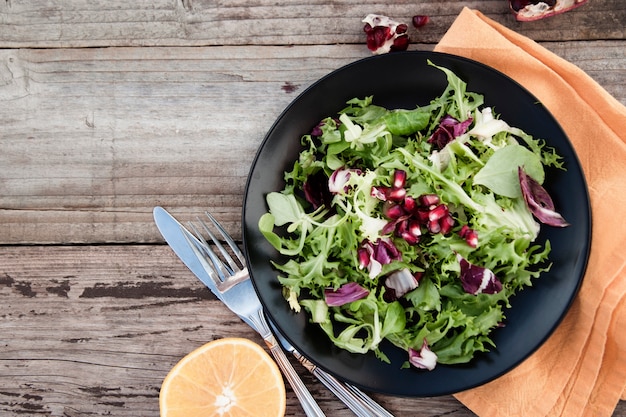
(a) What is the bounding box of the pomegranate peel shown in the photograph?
[362,14,410,54]
[510,0,589,21]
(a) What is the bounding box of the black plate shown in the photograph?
[242,51,591,396]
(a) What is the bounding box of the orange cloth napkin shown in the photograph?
[433,8,626,417]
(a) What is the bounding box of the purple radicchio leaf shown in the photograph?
[310,120,325,137]
[457,254,502,295]
[408,339,438,371]
[427,115,473,151]
[303,170,333,210]
[373,237,402,265]
[383,268,419,302]
[328,168,361,194]
[324,282,369,307]
[518,167,570,227]
[358,238,402,279]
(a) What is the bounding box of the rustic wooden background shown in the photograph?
[1,1,625,416]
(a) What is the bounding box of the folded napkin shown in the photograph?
[434,8,626,417]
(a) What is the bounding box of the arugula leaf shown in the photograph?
[473,144,544,198]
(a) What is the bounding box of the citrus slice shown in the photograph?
[159,337,286,417]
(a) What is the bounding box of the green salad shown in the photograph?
[259,61,568,370]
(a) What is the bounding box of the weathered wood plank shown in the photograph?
[0,0,624,48]
[0,44,368,244]
[1,42,624,245]
[2,245,626,416]
[0,244,477,416]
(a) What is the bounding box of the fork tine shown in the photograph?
[184,220,249,293]
[187,221,232,280]
[203,212,246,267]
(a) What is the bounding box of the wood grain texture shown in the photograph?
[1,1,625,415]
[0,42,624,245]
[0,245,478,416]
[2,245,626,416]
[0,0,624,48]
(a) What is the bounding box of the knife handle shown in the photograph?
[264,333,327,417]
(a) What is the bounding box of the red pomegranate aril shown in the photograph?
[371,186,389,201]
[459,224,478,247]
[419,194,440,207]
[465,230,478,248]
[393,170,407,189]
[402,232,420,245]
[428,204,449,221]
[391,35,409,52]
[408,219,422,237]
[384,202,406,220]
[415,208,430,223]
[402,196,417,212]
[388,187,407,202]
[357,247,370,269]
[439,215,455,235]
[412,15,430,28]
[427,220,441,234]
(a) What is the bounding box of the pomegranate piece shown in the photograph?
[362,14,410,54]
[412,15,430,28]
[459,225,479,248]
[509,0,588,21]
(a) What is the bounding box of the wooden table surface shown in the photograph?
[1,1,625,416]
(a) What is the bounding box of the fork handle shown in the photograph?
[293,350,394,417]
[264,334,327,417]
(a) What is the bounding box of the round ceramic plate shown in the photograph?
[242,51,591,396]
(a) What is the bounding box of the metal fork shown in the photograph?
[186,214,325,417]
[186,212,394,417]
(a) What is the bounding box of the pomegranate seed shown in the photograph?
[412,15,430,28]
[428,204,449,221]
[396,23,408,34]
[419,194,440,207]
[459,224,478,247]
[357,247,370,269]
[371,186,389,201]
[416,208,430,223]
[388,187,407,202]
[427,220,441,234]
[414,271,424,282]
[403,196,417,212]
[390,35,409,52]
[465,230,478,248]
[396,220,419,245]
[393,170,407,189]
[402,232,420,245]
[439,215,455,235]
[384,202,406,220]
[408,219,422,237]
